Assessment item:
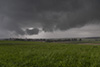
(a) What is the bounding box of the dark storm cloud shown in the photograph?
[26,28,39,35]
[0,0,100,36]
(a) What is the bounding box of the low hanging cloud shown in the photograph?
[0,0,100,37]
[26,28,39,35]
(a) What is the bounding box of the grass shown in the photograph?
[0,41,100,67]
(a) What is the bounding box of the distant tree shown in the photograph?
[79,39,82,41]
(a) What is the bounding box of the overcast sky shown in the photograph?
[0,0,100,38]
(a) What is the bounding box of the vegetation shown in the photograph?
[0,41,100,67]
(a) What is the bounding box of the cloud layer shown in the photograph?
[0,0,100,37]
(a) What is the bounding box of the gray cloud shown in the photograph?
[26,28,39,35]
[0,0,100,37]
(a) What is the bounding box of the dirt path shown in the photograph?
[78,43,100,45]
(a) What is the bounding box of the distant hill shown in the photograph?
[85,37,100,39]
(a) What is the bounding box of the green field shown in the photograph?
[0,41,100,67]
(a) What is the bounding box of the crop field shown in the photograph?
[0,41,100,67]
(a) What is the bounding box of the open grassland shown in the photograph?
[0,41,100,67]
